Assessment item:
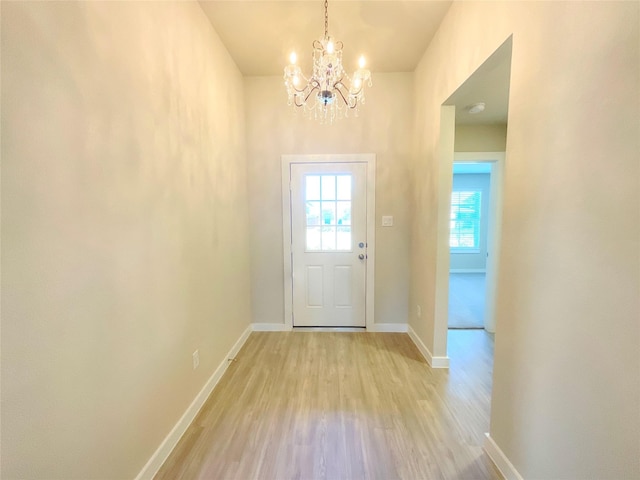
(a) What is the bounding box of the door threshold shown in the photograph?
[292,327,366,332]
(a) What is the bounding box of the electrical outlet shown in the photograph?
[192,350,200,370]
[417,305,422,318]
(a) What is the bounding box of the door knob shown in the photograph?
[358,254,365,260]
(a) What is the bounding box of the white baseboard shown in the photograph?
[484,433,524,480]
[135,325,252,480]
[251,322,290,331]
[368,323,408,332]
[251,323,408,333]
[407,325,450,368]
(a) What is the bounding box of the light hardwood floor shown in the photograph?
[154,330,501,480]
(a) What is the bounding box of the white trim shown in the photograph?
[407,325,450,368]
[251,323,290,332]
[433,105,456,362]
[134,325,252,480]
[484,433,524,480]
[292,327,365,332]
[368,323,408,333]
[281,154,376,331]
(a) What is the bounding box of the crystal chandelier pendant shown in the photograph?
[283,0,372,124]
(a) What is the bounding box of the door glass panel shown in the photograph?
[321,227,336,250]
[305,174,352,251]
[306,175,321,200]
[321,175,336,200]
[337,201,351,225]
[337,175,351,200]
[321,203,336,225]
[306,227,321,250]
[337,226,351,250]
[306,201,321,226]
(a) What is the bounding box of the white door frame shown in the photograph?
[282,154,376,330]
[450,152,505,333]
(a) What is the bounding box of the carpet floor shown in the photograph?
[448,272,486,329]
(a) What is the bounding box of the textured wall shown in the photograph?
[245,73,413,327]
[411,1,639,478]
[454,124,507,152]
[1,2,251,478]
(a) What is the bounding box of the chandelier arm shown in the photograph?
[295,85,320,107]
[289,73,316,94]
[292,82,311,94]
[336,76,365,98]
[334,79,361,102]
[348,83,364,97]
[332,83,358,109]
[334,79,348,91]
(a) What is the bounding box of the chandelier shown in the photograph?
[283,0,372,123]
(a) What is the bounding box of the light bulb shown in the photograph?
[289,52,297,64]
[327,41,334,54]
[354,78,362,89]
[293,75,300,86]
[358,56,366,69]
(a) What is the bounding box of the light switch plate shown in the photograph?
[382,215,394,227]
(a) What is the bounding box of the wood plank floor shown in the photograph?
[154,330,501,480]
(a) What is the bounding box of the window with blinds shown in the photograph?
[450,190,481,251]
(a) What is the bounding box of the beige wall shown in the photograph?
[411,1,639,478]
[245,73,413,326]
[1,2,251,478]
[454,124,507,152]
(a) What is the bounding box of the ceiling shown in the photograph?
[198,1,453,76]
[198,1,509,125]
[444,38,512,125]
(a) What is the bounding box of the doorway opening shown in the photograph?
[432,36,512,366]
[448,154,504,333]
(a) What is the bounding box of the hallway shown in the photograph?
[155,330,500,479]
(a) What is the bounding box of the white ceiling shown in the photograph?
[198,1,453,76]
[198,0,510,125]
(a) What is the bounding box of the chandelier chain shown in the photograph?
[324,0,329,38]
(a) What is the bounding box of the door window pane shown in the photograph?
[321,227,336,250]
[306,201,321,226]
[337,201,351,225]
[337,175,351,200]
[321,175,336,200]
[337,226,351,250]
[304,174,353,251]
[306,227,322,250]
[306,175,321,200]
[321,203,336,225]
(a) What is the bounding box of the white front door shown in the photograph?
[290,162,368,327]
